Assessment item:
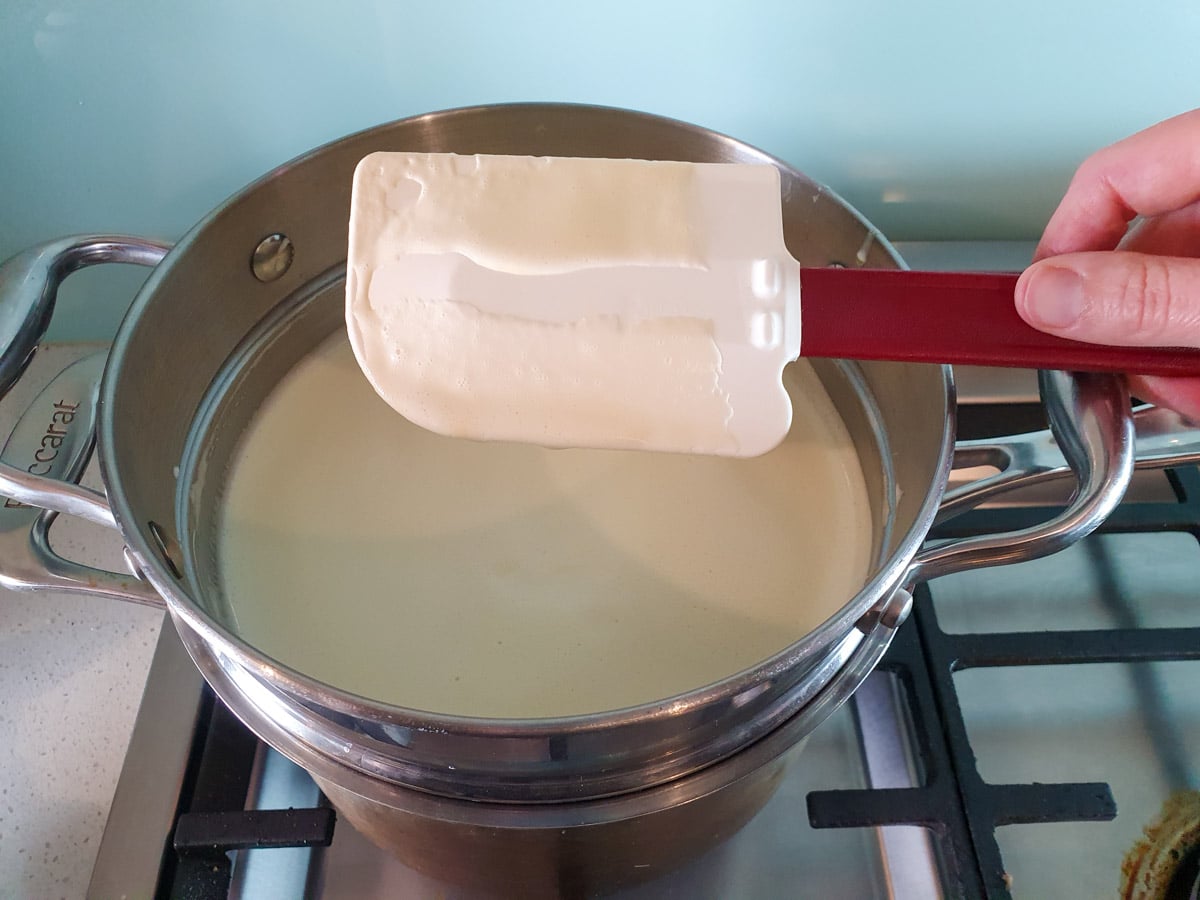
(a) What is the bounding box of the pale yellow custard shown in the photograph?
[218,335,872,718]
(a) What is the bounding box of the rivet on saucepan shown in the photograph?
[854,588,914,634]
[121,545,147,581]
[879,588,914,629]
[148,520,184,579]
[251,233,294,283]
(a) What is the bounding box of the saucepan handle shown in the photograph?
[0,235,169,396]
[0,236,169,607]
[945,402,1200,521]
[909,370,1136,585]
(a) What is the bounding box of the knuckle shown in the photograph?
[1072,154,1108,191]
[1115,257,1178,341]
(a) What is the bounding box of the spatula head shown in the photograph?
[346,152,798,456]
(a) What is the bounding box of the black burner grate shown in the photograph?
[809,465,1200,899]
[160,696,335,900]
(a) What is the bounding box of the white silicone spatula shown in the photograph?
[346,152,1200,458]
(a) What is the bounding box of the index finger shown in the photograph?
[1036,108,1200,260]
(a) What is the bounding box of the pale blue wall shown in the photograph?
[2,0,1198,340]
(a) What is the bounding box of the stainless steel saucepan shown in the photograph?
[2,104,1197,892]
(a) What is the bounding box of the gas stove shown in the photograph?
[74,242,1200,899]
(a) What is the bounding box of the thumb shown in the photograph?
[1015,251,1200,348]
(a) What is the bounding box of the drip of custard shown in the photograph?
[217,335,872,718]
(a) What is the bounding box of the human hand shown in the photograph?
[1015,109,1200,419]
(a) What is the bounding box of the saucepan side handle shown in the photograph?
[0,236,169,607]
[941,403,1200,523]
[936,421,1066,524]
[0,351,163,607]
[0,234,169,396]
[908,370,1136,585]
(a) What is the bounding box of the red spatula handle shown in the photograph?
[797,267,1200,376]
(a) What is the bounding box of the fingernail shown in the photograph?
[1023,265,1085,329]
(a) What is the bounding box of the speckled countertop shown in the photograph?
[0,345,164,900]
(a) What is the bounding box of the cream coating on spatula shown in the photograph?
[346,153,799,456]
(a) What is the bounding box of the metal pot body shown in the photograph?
[97,104,958,804]
[183,606,805,894]
[0,104,1144,886]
